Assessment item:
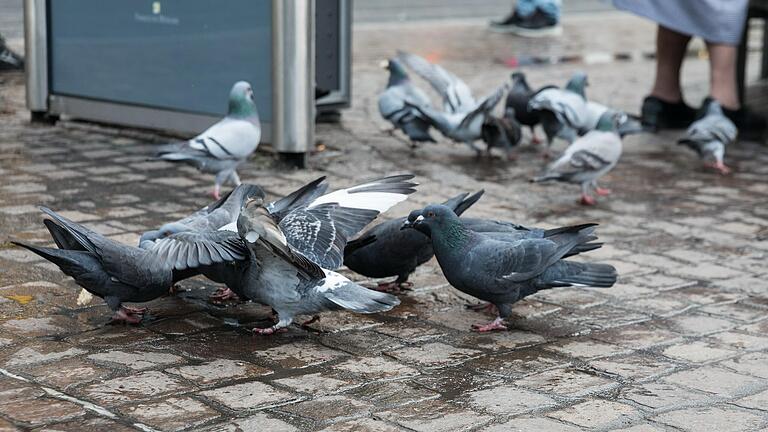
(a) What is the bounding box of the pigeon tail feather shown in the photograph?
[551,262,617,288]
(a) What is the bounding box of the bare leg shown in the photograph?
[465,302,498,315]
[229,170,242,186]
[650,26,692,103]
[471,316,508,332]
[706,42,740,110]
[212,183,221,200]
[530,126,541,145]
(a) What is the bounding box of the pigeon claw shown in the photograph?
[110,307,144,325]
[252,326,288,336]
[705,161,732,175]
[471,317,508,332]
[579,194,597,206]
[373,280,412,294]
[300,315,321,327]
[210,287,240,303]
[594,187,612,196]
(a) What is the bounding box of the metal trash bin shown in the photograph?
[24,0,351,165]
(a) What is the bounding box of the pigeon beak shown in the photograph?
[401,215,424,230]
[379,60,389,69]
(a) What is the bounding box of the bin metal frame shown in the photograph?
[22,0,345,159]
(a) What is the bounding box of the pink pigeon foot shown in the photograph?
[373,280,413,294]
[110,307,144,325]
[210,287,240,303]
[705,161,731,175]
[211,186,221,200]
[121,305,147,314]
[252,326,288,336]
[594,187,612,196]
[579,194,597,206]
[531,135,542,145]
[471,317,508,332]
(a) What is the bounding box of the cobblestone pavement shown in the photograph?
[2,12,768,432]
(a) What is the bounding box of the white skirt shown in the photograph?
[613,0,748,45]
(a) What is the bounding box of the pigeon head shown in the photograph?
[402,204,462,237]
[565,72,588,98]
[228,81,258,118]
[510,72,528,86]
[595,110,624,133]
[383,59,409,85]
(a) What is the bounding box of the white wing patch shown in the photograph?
[308,180,410,213]
[219,222,238,233]
[315,269,349,293]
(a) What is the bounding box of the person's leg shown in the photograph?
[706,42,740,110]
[650,25,691,103]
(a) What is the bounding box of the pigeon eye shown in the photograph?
[427,211,435,217]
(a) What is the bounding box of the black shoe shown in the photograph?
[489,8,562,37]
[640,95,697,132]
[0,36,24,71]
[698,96,767,141]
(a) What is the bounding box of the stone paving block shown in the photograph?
[652,406,765,432]
[87,350,184,370]
[319,330,405,356]
[31,416,138,432]
[707,331,768,352]
[317,417,404,432]
[734,388,768,411]
[274,372,358,396]
[252,341,348,369]
[591,322,682,349]
[0,316,82,340]
[464,349,567,379]
[514,367,619,397]
[20,358,112,390]
[635,273,696,291]
[201,381,298,410]
[698,302,767,323]
[621,382,713,409]
[481,417,581,432]
[279,395,374,423]
[611,425,667,432]
[663,313,738,336]
[378,400,493,432]
[535,288,609,309]
[546,399,640,429]
[203,412,300,432]
[721,352,768,379]
[386,342,481,368]
[0,397,85,427]
[345,380,439,408]
[661,340,736,363]
[662,366,765,398]
[623,295,696,316]
[466,385,556,416]
[166,359,271,385]
[332,356,419,381]
[118,397,220,431]
[543,337,630,360]
[0,385,45,406]
[2,343,86,368]
[588,353,678,381]
[80,371,188,406]
[669,263,743,280]
[453,330,546,352]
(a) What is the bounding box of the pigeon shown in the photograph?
[139,183,268,301]
[344,190,485,292]
[581,101,643,138]
[155,81,261,200]
[12,208,243,324]
[532,111,623,205]
[677,98,737,175]
[481,107,523,160]
[396,51,506,155]
[402,205,617,332]
[379,58,436,145]
[505,71,549,144]
[151,175,418,334]
[528,72,590,156]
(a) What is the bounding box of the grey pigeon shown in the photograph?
[152,176,418,334]
[402,205,617,332]
[12,208,243,324]
[505,71,549,144]
[528,72,590,156]
[532,111,623,205]
[481,107,523,160]
[678,99,737,175]
[379,58,436,145]
[344,190,485,292]
[156,81,261,199]
[582,101,643,138]
[396,51,506,155]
